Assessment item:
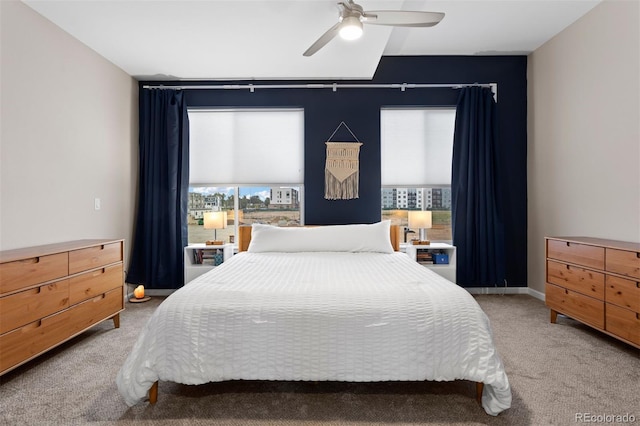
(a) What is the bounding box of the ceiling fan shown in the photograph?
[303,0,445,56]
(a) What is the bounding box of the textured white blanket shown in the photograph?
[117,252,511,415]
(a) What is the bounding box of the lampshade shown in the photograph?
[339,16,363,40]
[408,210,432,229]
[203,211,227,230]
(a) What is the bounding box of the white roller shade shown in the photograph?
[189,109,304,184]
[381,108,456,186]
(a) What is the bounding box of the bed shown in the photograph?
[116,221,511,415]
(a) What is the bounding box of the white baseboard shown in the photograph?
[526,287,545,301]
[124,288,175,300]
[465,286,545,301]
[145,289,175,297]
[465,287,528,295]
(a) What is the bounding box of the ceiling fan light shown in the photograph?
[339,15,363,40]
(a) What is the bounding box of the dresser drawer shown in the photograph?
[69,242,123,275]
[546,283,604,329]
[546,260,604,299]
[68,287,123,334]
[605,304,640,346]
[69,264,123,305]
[0,309,73,374]
[547,239,604,270]
[605,275,640,312]
[606,248,640,280]
[0,253,68,295]
[0,280,70,335]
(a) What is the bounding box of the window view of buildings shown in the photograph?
[188,187,301,244]
[381,188,451,210]
[188,186,451,244]
[382,187,452,242]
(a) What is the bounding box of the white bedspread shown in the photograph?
[116,252,511,415]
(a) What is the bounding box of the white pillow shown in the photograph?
[247,221,394,253]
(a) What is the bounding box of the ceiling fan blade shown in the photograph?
[303,22,342,57]
[363,11,444,27]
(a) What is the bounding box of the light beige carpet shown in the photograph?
[1,294,638,425]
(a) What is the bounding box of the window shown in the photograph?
[188,186,302,244]
[380,108,456,242]
[239,186,301,228]
[188,109,304,244]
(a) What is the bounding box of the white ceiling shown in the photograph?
[22,0,601,81]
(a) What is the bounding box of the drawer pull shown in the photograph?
[31,287,42,295]
[637,313,640,320]
[566,265,570,270]
[637,282,640,288]
[92,268,106,277]
[25,320,42,330]
[21,257,40,264]
[566,242,570,247]
[92,293,107,302]
[565,289,569,295]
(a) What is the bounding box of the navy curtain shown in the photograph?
[451,87,505,287]
[127,89,189,289]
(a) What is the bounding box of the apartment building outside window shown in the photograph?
[188,109,304,244]
[381,108,456,242]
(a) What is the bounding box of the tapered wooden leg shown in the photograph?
[476,382,484,404]
[149,381,158,404]
[112,313,120,328]
[550,309,558,324]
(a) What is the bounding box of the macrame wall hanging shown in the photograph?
[324,122,363,200]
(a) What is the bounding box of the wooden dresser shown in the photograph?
[0,239,124,375]
[546,236,640,348]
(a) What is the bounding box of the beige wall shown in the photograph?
[527,0,640,293]
[0,1,137,267]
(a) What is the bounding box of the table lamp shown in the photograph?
[204,211,227,245]
[408,210,432,245]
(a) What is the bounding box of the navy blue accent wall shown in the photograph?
[304,93,382,224]
[141,55,528,286]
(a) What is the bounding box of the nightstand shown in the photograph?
[184,244,233,284]
[403,242,457,283]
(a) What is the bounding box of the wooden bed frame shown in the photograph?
[147,223,484,406]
